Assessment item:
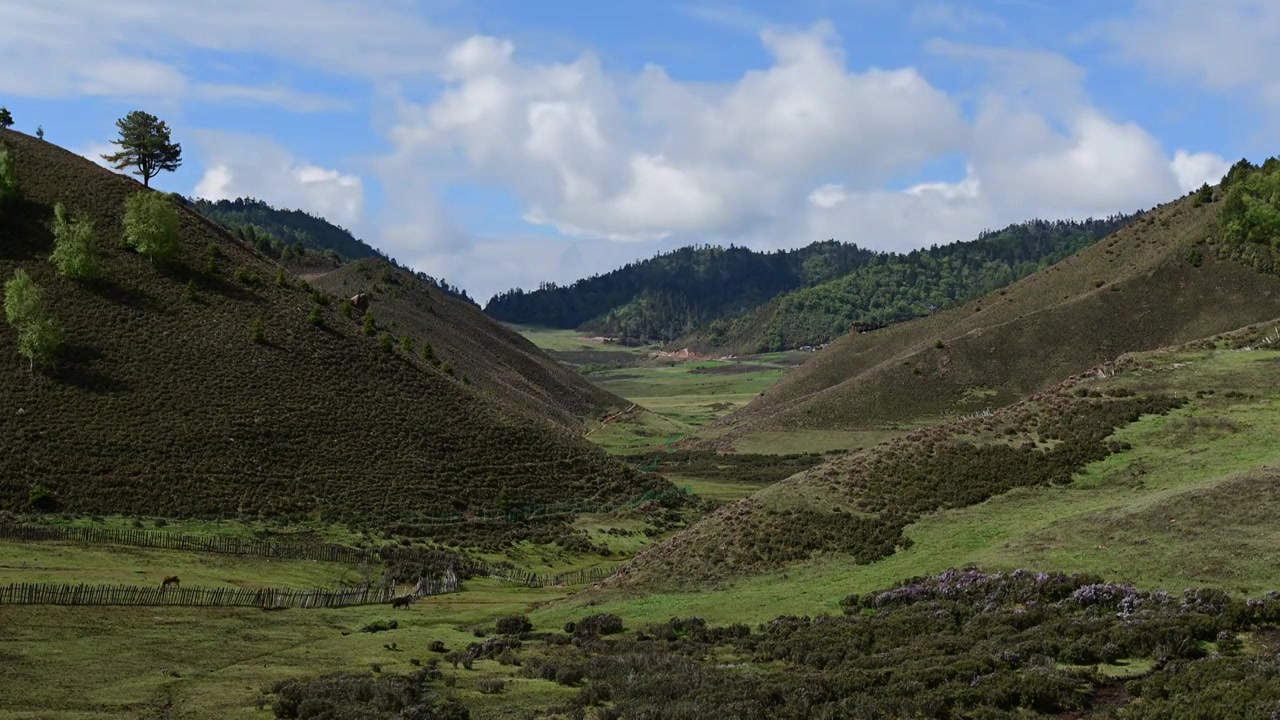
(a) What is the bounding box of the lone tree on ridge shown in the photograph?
[101,110,182,187]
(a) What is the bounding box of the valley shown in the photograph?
[5,99,1280,719]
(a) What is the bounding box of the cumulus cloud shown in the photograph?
[383,23,965,244]
[191,131,364,229]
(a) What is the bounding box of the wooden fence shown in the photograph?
[482,565,612,588]
[0,581,397,608]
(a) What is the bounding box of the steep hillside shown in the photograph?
[706,176,1280,448]
[613,318,1280,590]
[0,129,667,543]
[309,258,629,428]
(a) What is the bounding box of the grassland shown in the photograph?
[544,342,1280,628]
[0,580,577,720]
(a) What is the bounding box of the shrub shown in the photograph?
[50,203,99,280]
[379,332,394,353]
[574,613,624,637]
[428,640,447,653]
[27,485,57,512]
[251,318,265,344]
[399,334,414,353]
[275,269,286,288]
[122,192,180,260]
[183,280,197,302]
[362,312,376,336]
[496,615,533,635]
[4,269,42,327]
[477,678,505,694]
[234,267,259,285]
[340,300,353,318]
[18,316,64,371]
[422,341,437,363]
[554,665,584,686]
[308,305,323,327]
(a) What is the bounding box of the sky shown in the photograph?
[1,0,1276,303]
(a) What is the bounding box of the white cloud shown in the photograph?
[908,2,1006,32]
[384,23,965,244]
[808,184,849,209]
[1170,150,1232,193]
[191,131,364,229]
[0,0,448,109]
[77,142,118,171]
[1099,0,1280,108]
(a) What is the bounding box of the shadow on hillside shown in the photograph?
[54,344,129,393]
[86,277,166,313]
[0,199,54,260]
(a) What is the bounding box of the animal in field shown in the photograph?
[390,594,416,609]
[161,575,180,589]
[350,293,370,310]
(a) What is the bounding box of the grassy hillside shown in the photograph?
[706,180,1280,451]
[309,259,629,428]
[590,319,1280,600]
[0,129,666,544]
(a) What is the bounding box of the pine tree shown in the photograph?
[0,107,12,129]
[362,312,376,337]
[101,111,182,187]
[35,125,43,140]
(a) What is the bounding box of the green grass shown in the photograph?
[505,324,654,354]
[0,579,575,720]
[665,474,768,502]
[0,540,366,589]
[538,349,1280,628]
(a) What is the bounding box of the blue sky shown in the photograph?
[1,0,1276,301]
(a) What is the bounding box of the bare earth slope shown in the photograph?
[310,259,627,429]
[0,130,664,535]
[708,190,1280,446]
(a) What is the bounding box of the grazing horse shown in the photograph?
[161,575,180,589]
[390,594,416,609]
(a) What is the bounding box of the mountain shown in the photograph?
[189,196,478,306]
[484,217,1136,350]
[309,257,629,428]
[0,129,666,544]
[685,216,1138,354]
[703,164,1280,450]
[486,241,876,341]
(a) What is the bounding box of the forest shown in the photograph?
[484,215,1140,349]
